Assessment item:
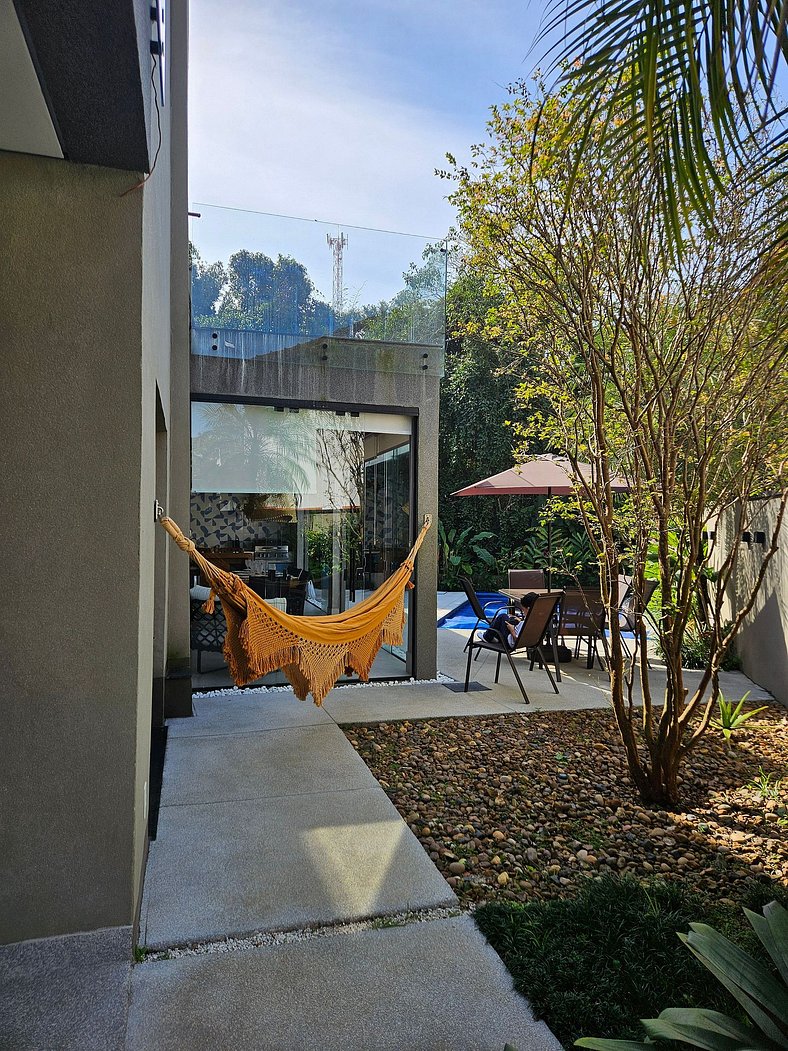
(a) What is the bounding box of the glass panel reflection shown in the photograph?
[189,205,447,372]
[190,401,413,681]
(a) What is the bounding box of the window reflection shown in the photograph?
[190,401,413,678]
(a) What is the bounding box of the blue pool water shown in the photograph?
[438,593,510,630]
[438,594,641,639]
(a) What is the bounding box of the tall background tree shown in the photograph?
[190,245,334,335]
[435,268,591,588]
[449,79,788,805]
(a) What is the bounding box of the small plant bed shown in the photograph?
[474,875,788,1047]
[345,706,788,1045]
[343,706,788,907]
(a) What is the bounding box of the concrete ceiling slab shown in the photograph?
[0,0,63,159]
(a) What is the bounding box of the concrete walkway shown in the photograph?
[129,916,557,1050]
[139,692,456,949]
[7,609,769,1050]
[130,684,561,1049]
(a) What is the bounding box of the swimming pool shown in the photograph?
[438,593,641,639]
[437,593,510,630]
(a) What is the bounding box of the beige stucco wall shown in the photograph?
[720,499,788,704]
[0,153,146,942]
[0,0,189,944]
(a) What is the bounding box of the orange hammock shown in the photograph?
[161,514,432,705]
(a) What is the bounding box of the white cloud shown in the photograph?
[187,1,519,236]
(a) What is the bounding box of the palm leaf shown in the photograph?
[679,922,788,1043]
[540,0,788,250]
[745,901,788,985]
[641,1007,773,1049]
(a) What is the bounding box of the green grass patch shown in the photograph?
[475,875,788,1048]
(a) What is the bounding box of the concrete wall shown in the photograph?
[192,342,441,679]
[0,0,189,944]
[721,499,788,704]
[0,153,146,941]
[165,0,192,689]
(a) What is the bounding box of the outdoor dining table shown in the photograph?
[498,587,554,602]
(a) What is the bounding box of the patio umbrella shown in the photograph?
[452,455,629,588]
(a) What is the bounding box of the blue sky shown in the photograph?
[188,0,549,241]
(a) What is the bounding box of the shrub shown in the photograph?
[475,876,788,1048]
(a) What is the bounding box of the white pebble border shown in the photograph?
[194,673,455,701]
[142,905,468,962]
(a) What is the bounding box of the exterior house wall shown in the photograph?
[191,342,441,679]
[720,499,788,704]
[0,153,146,942]
[0,0,189,945]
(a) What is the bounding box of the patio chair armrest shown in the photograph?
[482,600,508,620]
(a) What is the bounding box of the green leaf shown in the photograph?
[575,1040,652,1050]
[642,1008,768,1050]
[680,925,788,1043]
[745,902,788,987]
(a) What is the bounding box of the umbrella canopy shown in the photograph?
[451,456,629,498]
[452,456,629,589]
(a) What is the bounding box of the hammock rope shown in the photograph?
[161,514,432,705]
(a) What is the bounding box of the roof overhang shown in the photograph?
[1,0,152,171]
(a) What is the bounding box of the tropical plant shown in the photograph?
[576,900,788,1050]
[541,0,788,249]
[678,622,742,672]
[748,767,784,801]
[437,520,497,588]
[304,526,333,575]
[512,521,599,588]
[713,692,769,745]
[448,79,788,805]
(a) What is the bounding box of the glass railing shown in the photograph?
[189,205,446,372]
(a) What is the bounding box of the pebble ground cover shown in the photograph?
[344,705,788,908]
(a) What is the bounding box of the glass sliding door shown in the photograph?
[364,443,412,661]
[190,400,414,681]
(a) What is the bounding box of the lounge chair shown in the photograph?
[461,579,562,702]
[458,576,509,651]
[190,587,227,673]
[617,578,658,664]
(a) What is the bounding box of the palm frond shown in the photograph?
[540,0,788,248]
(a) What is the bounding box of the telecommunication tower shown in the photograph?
[326,232,348,315]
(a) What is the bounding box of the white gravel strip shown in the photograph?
[142,905,468,962]
[194,673,455,701]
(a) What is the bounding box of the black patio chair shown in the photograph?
[462,585,563,703]
[558,588,609,669]
[458,576,509,653]
[617,578,658,665]
[190,594,227,673]
[508,568,546,590]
